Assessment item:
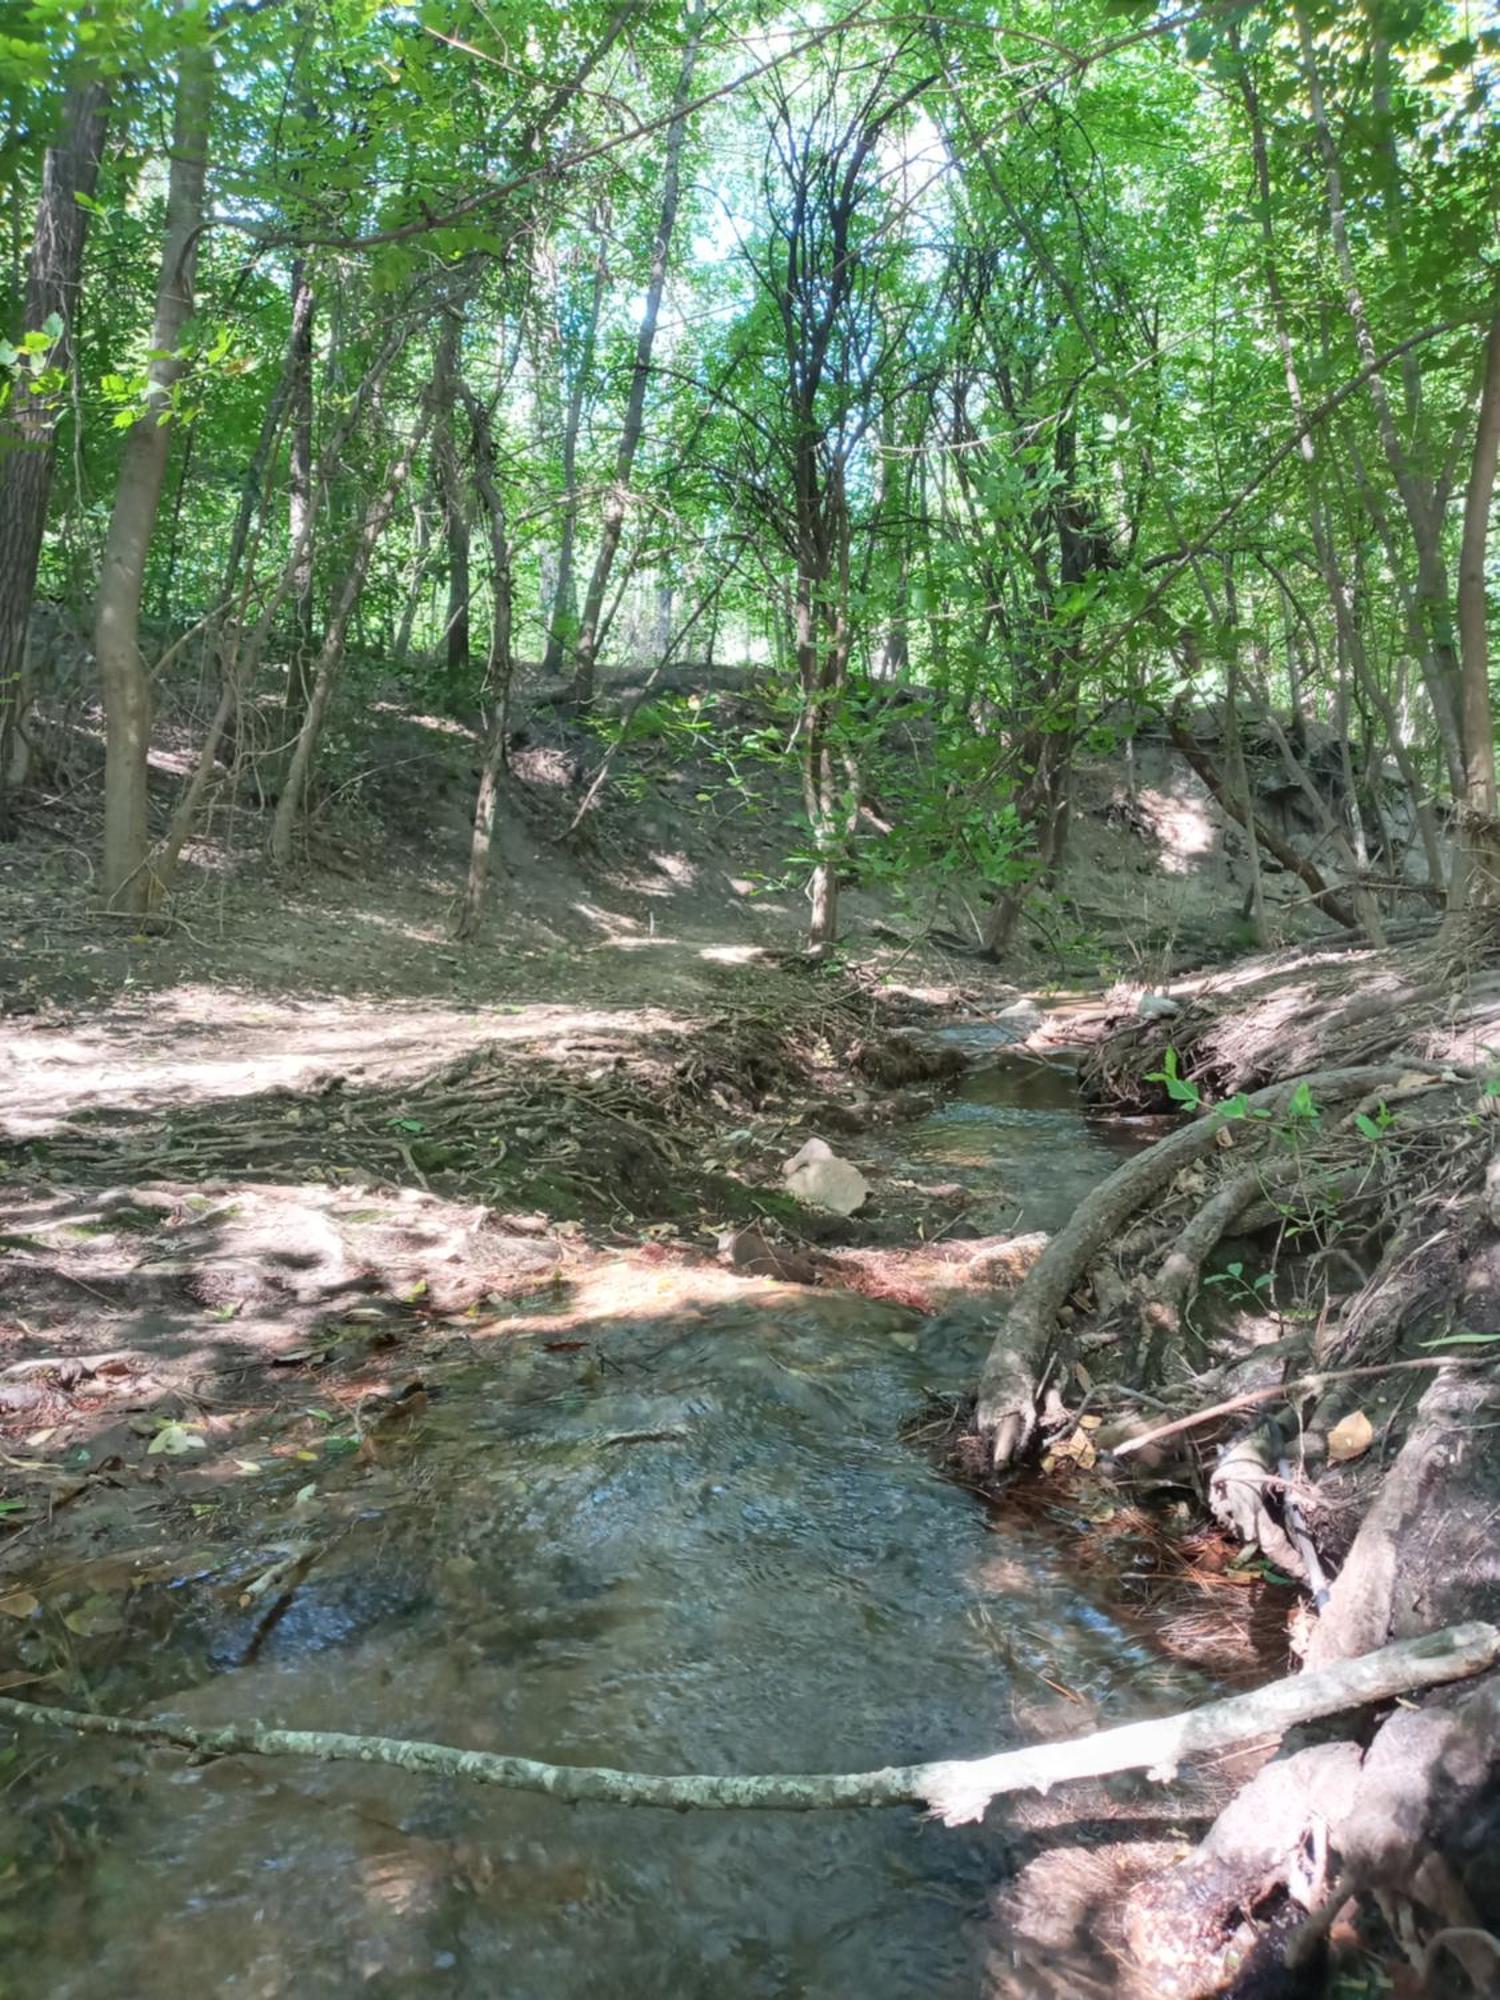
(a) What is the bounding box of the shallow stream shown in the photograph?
[9,1040,1215,1999]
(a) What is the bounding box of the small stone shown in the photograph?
[716,1226,819,1284]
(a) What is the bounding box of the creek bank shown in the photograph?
[966,924,1500,1998]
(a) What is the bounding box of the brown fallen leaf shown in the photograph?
[0,1590,39,1619]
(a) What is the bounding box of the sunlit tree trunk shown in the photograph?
[541,210,608,680]
[570,13,702,706]
[391,501,431,670]
[1294,6,1464,794]
[284,257,317,727]
[154,322,407,893]
[1236,37,1445,900]
[95,44,213,911]
[0,78,108,834]
[454,383,515,940]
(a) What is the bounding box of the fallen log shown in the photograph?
[2,1621,1495,1829]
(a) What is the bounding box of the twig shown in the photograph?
[1,1622,1494,1828]
[1111,1358,1492,1461]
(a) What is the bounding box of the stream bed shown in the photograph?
[7,1051,1219,1999]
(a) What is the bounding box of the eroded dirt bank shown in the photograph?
[973,921,1500,2000]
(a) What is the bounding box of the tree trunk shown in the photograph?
[209,264,313,782]
[1293,6,1465,792]
[569,13,701,706]
[391,503,431,670]
[153,322,407,893]
[541,212,608,680]
[1225,661,1266,946]
[95,44,213,911]
[270,394,434,866]
[1450,314,1500,912]
[432,305,470,688]
[284,256,317,729]
[454,383,515,940]
[0,78,108,835]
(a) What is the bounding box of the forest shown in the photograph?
[0,1,1498,1995]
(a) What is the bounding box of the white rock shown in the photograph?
[782,1142,869,1215]
[1137,992,1181,1020]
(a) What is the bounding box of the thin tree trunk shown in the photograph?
[569,13,702,706]
[284,257,317,727]
[153,323,407,892]
[1449,314,1500,914]
[391,502,431,670]
[270,395,435,866]
[1170,712,1359,931]
[1235,37,1448,901]
[454,383,514,940]
[432,304,470,687]
[0,78,108,834]
[1293,6,1464,792]
[1225,660,1266,945]
[1253,695,1387,944]
[541,211,608,680]
[95,44,213,911]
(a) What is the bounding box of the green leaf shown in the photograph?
[1285,1081,1319,1122]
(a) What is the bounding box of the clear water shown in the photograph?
[886,1048,1154,1236]
[6,1064,1207,2000]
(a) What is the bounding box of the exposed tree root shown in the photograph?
[974,1063,1422,1467]
[1141,1166,1268,1342]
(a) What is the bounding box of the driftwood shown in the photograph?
[975,1064,1421,1466]
[2,1622,1495,1830]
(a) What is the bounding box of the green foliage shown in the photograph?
[1,0,1490,937]
[1146,1046,1202,1110]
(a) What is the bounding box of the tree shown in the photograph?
[95,38,213,911]
[0,78,109,835]
[569,5,704,705]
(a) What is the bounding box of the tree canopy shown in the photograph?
[1,0,1496,942]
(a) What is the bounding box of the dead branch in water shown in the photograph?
[1109,1356,1494,1460]
[1,1622,1494,1829]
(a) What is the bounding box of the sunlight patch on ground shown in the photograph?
[0,990,690,1136]
[571,900,643,935]
[1180,948,1379,996]
[468,1256,885,1338]
[324,906,451,946]
[698,944,766,965]
[371,701,475,739]
[590,933,683,952]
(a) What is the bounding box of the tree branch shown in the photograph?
[2,1622,1494,1827]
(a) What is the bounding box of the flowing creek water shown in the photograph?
[9,1043,1224,1998]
